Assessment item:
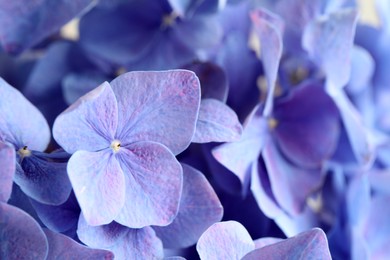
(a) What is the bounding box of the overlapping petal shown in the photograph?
[78,216,164,259]
[196,221,255,260]
[0,77,50,151]
[0,202,48,260]
[0,141,15,202]
[110,70,200,155]
[67,150,125,226]
[153,163,223,248]
[53,81,118,154]
[115,141,182,228]
[44,229,114,259]
[193,98,242,143]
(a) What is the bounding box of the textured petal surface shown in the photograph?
[15,151,72,205]
[78,216,164,259]
[153,163,223,248]
[212,106,269,191]
[242,228,332,260]
[53,81,118,154]
[115,141,182,228]
[272,82,340,168]
[193,98,242,143]
[197,221,255,260]
[303,8,358,88]
[68,150,125,226]
[0,77,50,151]
[0,202,48,260]
[0,0,93,54]
[110,70,200,155]
[0,141,15,202]
[250,8,283,116]
[44,229,114,260]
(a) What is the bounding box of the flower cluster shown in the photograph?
[1,0,389,259]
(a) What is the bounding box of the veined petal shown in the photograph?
[193,99,242,143]
[303,8,358,89]
[0,202,48,260]
[0,78,50,151]
[0,141,15,202]
[153,163,223,248]
[110,70,200,155]
[67,150,125,226]
[53,81,118,154]
[44,229,114,259]
[242,228,331,260]
[78,216,164,259]
[250,8,283,117]
[115,141,182,228]
[196,221,255,260]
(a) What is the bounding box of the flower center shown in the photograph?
[18,146,31,159]
[161,11,180,29]
[110,140,121,153]
[268,118,278,129]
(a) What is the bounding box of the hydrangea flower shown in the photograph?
[196,221,331,260]
[53,70,200,227]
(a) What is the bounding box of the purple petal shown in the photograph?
[0,0,93,54]
[0,141,15,202]
[53,81,117,154]
[15,151,72,205]
[0,77,50,151]
[272,82,340,168]
[0,202,48,259]
[263,140,323,215]
[153,163,223,248]
[67,150,125,226]
[254,237,283,249]
[44,228,114,259]
[193,99,242,143]
[196,221,255,260]
[303,8,358,88]
[78,216,164,259]
[250,8,283,117]
[110,70,200,155]
[115,141,182,228]
[242,228,331,260]
[212,106,269,192]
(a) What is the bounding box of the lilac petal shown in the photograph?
[53,81,118,154]
[368,170,390,195]
[15,151,72,205]
[0,202,48,259]
[347,174,370,227]
[0,77,50,151]
[153,163,223,248]
[110,70,200,155]
[0,141,15,202]
[303,8,358,88]
[250,8,283,117]
[196,221,255,260]
[212,105,269,192]
[0,0,93,54]
[78,216,164,259]
[44,229,114,259]
[263,140,323,216]
[250,156,283,219]
[254,237,283,249]
[346,46,374,95]
[182,61,228,102]
[272,83,340,168]
[328,87,374,166]
[115,141,182,228]
[193,99,242,143]
[168,0,225,16]
[242,228,331,260]
[68,150,125,226]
